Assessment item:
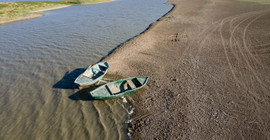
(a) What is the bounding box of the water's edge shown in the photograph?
[101,1,175,138]
[101,2,175,61]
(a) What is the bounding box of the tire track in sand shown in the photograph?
[219,10,270,132]
[219,10,270,92]
[219,16,243,86]
[241,10,270,91]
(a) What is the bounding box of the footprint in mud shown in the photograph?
[169,33,188,43]
[165,16,175,21]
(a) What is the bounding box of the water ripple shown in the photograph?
[0,0,172,139]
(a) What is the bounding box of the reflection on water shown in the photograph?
[69,86,98,101]
[0,0,172,139]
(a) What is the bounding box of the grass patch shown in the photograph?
[0,0,112,24]
[0,1,66,22]
[63,0,112,4]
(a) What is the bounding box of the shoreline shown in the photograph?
[101,1,175,60]
[103,0,270,139]
[0,5,71,25]
[0,0,114,25]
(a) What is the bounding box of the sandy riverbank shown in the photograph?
[103,0,270,139]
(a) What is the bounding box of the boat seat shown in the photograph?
[123,82,129,90]
[92,67,102,72]
[106,85,121,95]
[105,85,113,95]
[127,80,136,89]
[99,64,107,68]
[82,74,92,78]
[98,64,107,71]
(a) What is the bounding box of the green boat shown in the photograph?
[90,77,149,100]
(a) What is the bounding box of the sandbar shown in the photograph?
[103,0,270,139]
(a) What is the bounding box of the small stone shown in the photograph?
[172,78,178,81]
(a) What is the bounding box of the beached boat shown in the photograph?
[90,77,149,99]
[74,62,109,87]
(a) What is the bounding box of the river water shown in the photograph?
[0,0,171,139]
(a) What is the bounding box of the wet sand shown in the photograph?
[103,0,270,139]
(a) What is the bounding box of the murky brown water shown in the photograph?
[0,0,172,139]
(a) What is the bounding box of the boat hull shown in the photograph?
[89,77,148,100]
[92,89,138,100]
[74,62,109,87]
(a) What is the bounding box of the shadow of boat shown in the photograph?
[69,85,100,101]
[53,68,85,89]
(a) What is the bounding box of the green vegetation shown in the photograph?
[0,0,112,24]
[63,0,111,4]
[237,0,270,5]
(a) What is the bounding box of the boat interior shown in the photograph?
[106,78,143,95]
[98,64,107,71]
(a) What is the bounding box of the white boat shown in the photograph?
[74,62,109,87]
